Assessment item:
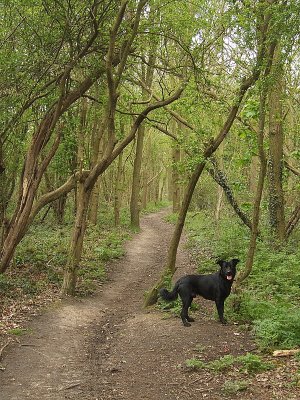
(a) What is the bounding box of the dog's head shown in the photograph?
[217,258,239,282]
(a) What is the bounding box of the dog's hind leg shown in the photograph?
[180,293,194,327]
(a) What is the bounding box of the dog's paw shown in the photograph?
[183,321,192,327]
[187,317,195,322]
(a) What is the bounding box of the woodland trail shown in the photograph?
[0,210,298,400]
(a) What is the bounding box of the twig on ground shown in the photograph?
[189,375,214,385]
[0,338,13,361]
[58,381,82,391]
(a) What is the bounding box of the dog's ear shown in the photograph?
[231,258,240,266]
[216,260,225,267]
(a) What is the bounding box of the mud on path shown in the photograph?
[0,210,298,400]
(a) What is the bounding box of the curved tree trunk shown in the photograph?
[0,112,62,272]
[0,68,105,273]
[207,157,253,230]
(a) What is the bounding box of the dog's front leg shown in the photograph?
[215,299,226,324]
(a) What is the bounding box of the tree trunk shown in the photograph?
[236,92,267,284]
[61,101,88,294]
[159,176,166,202]
[268,46,285,242]
[141,167,148,210]
[236,20,278,284]
[130,124,145,229]
[0,141,15,246]
[286,204,300,237]
[215,186,223,221]
[61,184,91,295]
[249,155,260,195]
[88,96,107,225]
[48,189,67,225]
[129,27,157,227]
[114,153,123,226]
[172,144,181,213]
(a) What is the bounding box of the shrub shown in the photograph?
[254,309,300,350]
[208,355,235,371]
[185,353,273,375]
[185,358,206,370]
[222,380,249,395]
[237,353,274,374]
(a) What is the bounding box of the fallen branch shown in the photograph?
[273,349,300,357]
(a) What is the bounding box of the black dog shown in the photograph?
[160,259,239,326]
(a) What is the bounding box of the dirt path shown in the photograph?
[0,210,298,400]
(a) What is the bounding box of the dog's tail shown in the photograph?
[159,283,179,301]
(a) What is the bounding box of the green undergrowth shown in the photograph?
[184,210,300,351]
[0,206,131,302]
[164,211,179,225]
[7,327,30,336]
[186,352,274,374]
[221,379,249,396]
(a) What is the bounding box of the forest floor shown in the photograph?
[0,209,299,400]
